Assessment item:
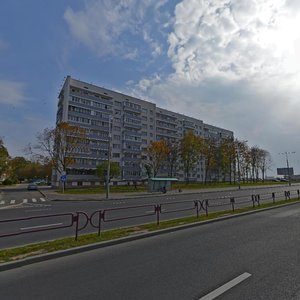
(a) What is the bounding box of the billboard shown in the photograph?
[277,167,294,176]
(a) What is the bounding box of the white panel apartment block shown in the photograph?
[54,76,234,186]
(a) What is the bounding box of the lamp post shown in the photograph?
[106,116,113,199]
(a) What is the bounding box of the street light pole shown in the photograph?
[106,116,112,199]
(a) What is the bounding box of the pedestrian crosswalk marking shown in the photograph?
[0,198,47,206]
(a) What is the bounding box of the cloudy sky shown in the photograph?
[1,0,300,175]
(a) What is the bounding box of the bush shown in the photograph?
[2,177,18,185]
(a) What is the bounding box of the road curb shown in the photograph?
[1,200,300,272]
[47,183,298,202]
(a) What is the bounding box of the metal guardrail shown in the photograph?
[0,189,300,242]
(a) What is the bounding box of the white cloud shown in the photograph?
[130,0,300,172]
[64,0,169,59]
[168,0,300,83]
[0,80,26,106]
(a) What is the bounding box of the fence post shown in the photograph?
[97,210,104,236]
[252,195,255,208]
[74,213,79,241]
[194,201,199,218]
[155,205,161,225]
[272,192,275,204]
[205,200,209,217]
[284,191,290,200]
[230,197,235,212]
[298,190,300,199]
[256,194,260,206]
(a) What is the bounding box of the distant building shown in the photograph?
[54,76,234,187]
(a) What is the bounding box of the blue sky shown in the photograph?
[1,0,300,175]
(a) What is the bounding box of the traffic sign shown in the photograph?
[60,175,67,181]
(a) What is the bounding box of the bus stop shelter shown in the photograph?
[148,177,178,192]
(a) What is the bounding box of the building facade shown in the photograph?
[54,76,234,187]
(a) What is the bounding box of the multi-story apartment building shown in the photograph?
[54,76,234,187]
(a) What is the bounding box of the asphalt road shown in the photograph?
[0,184,300,249]
[1,203,300,299]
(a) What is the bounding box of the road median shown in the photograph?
[1,197,300,271]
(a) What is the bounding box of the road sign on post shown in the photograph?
[60,175,67,194]
[60,175,67,181]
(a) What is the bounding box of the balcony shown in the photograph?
[123,102,142,113]
[123,122,142,130]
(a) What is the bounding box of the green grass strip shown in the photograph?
[0,197,299,263]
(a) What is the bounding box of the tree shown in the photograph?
[202,138,218,183]
[0,138,9,178]
[146,140,169,177]
[219,138,235,183]
[165,140,180,178]
[96,161,120,182]
[8,156,29,181]
[143,163,152,178]
[249,146,261,182]
[234,139,250,183]
[257,149,272,181]
[31,122,87,177]
[180,131,203,183]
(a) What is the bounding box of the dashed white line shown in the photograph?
[20,223,63,231]
[10,200,16,204]
[0,200,4,205]
[40,198,46,202]
[198,272,252,300]
[32,198,37,203]
[23,199,28,203]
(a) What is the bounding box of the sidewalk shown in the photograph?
[41,184,288,202]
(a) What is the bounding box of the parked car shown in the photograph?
[27,183,38,190]
[280,178,288,182]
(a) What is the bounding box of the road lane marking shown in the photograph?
[145,209,166,213]
[10,200,16,204]
[40,198,46,202]
[198,272,252,300]
[0,200,4,205]
[32,198,37,203]
[23,199,28,203]
[20,223,63,231]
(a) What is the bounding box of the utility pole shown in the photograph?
[106,116,113,199]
